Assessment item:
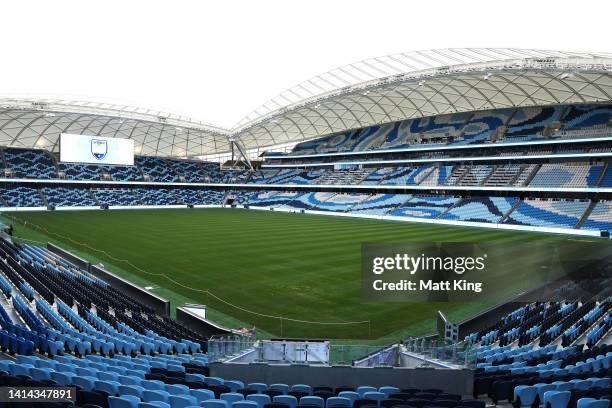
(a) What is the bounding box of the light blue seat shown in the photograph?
[190,389,215,403]
[9,363,33,377]
[50,371,73,385]
[556,383,574,392]
[378,387,400,398]
[78,367,99,377]
[247,394,272,408]
[578,399,597,408]
[299,396,324,408]
[169,394,198,408]
[0,360,14,372]
[590,378,611,388]
[109,395,141,408]
[167,364,186,373]
[120,385,146,398]
[225,380,245,393]
[356,387,377,397]
[222,393,245,404]
[535,384,556,402]
[205,377,225,386]
[270,384,290,395]
[248,383,268,393]
[185,373,207,383]
[99,371,121,382]
[570,380,591,391]
[514,386,537,407]
[74,375,97,391]
[120,375,144,386]
[54,355,75,365]
[109,366,129,375]
[30,367,52,381]
[166,384,190,395]
[73,359,91,368]
[291,385,312,395]
[143,389,170,403]
[96,380,122,396]
[274,395,298,408]
[202,400,230,408]
[326,397,352,408]
[142,380,166,391]
[363,392,385,406]
[35,359,56,369]
[543,391,571,408]
[582,401,610,408]
[337,391,359,403]
[139,402,171,408]
[232,402,259,408]
[16,355,38,365]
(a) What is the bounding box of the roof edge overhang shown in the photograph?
[232,53,612,140]
[0,97,231,136]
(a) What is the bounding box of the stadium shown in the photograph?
[0,48,611,408]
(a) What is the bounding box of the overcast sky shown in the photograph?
[1,0,610,129]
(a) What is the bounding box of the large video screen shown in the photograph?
[60,133,134,165]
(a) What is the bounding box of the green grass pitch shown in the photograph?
[2,208,579,341]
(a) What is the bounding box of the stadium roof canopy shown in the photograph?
[232,48,612,151]
[0,98,231,158]
[1,49,612,159]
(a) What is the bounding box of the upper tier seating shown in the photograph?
[458,109,515,145]
[248,170,279,184]
[362,166,431,185]
[260,170,302,184]
[290,170,326,185]
[562,105,612,130]
[444,165,494,186]
[504,199,590,229]
[420,165,453,186]
[529,164,604,188]
[136,157,177,182]
[171,159,206,182]
[484,164,523,186]
[287,104,612,156]
[504,106,565,141]
[3,148,57,179]
[599,167,612,188]
[514,164,539,186]
[315,169,372,185]
[419,112,473,141]
[58,163,102,180]
[103,165,143,182]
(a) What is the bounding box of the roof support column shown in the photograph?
[229,138,254,170]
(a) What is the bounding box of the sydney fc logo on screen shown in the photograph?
[91,139,108,160]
